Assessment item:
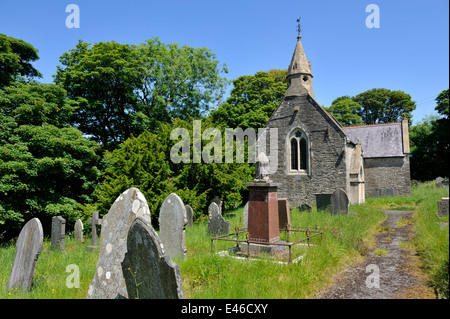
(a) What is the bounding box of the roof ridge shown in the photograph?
[342,122,401,129]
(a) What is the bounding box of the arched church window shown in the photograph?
[288,129,309,174]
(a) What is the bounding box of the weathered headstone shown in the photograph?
[121,217,184,299]
[185,204,194,227]
[87,187,151,299]
[437,197,449,217]
[86,211,102,251]
[330,188,349,215]
[159,193,187,260]
[211,196,223,215]
[278,198,291,229]
[243,202,249,228]
[51,216,65,251]
[207,202,230,236]
[436,177,444,188]
[6,218,43,291]
[74,219,84,242]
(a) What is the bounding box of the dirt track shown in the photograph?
[317,210,436,299]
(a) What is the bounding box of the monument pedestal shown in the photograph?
[245,182,286,256]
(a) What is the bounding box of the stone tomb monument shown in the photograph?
[159,193,187,260]
[121,217,184,299]
[87,187,151,299]
[211,195,224,215]
[243,202,249,228]
[207,202,230,235]
[74,219,84,241]
[86,211,102,251]
[51,216,65,251]
[330,188,349,215]
[6,218,43,291]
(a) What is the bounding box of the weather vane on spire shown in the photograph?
[297,17,302,36]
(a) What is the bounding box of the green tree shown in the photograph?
[326,96,364,126]
[54,40,144,150]
[0,34,42,88]
[353,88,416,124]
[0,82,100,238]
[210,71,287,129]
[55,38,228,150]
[134,38,228,130]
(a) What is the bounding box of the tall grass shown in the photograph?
[1,182,446,299]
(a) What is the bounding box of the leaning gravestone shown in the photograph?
[330,188,349,215]
[6,218,43,291]
[207,202,230,236]
[121,217,184,299]
[159,193,187,260]
[51,216,66,251]
[74,219,84,242]
[185,204,194,227]
[87,188,151,299]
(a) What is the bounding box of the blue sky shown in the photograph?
[1,0,448,124]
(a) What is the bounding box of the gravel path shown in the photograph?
[317,210,436,299]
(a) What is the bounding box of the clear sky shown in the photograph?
[1,0,448,124]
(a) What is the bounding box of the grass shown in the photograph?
[0,182,447,299]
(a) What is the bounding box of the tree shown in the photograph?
[325,96,364,126]
[410,89,449,181]
[0,81,100,239]
[54,38,228,150]
[95,119,253,226]
[353,88,416,124]
[0,34,42,88]
[210,71,287,129]
[54,40,144,150]
[134,38,228,129]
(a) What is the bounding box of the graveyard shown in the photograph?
[0,181,448,299]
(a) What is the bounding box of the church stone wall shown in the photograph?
[363,156,411,198]
[266,94,348,208]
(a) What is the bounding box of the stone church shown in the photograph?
[263,34,411,208]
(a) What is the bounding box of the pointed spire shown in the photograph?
[285,30,314,98]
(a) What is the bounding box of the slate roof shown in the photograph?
[343,122,405,158]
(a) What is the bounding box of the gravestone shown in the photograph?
[86,211,102,252]
[211,196,223,215]
[243,202,249,228]
[436,177,444,188]
[6,218,43,291]
[278,198,291,229]
[207,202,230,236]
[159,193,187,260]
[51,216,65,251]
[330,188,349,215]
[299,203,312,213]
[121,217,184,299]
[87,187,151,299]
[74,219,84,242]
[437,198,449,217]
[316,194,332,211]
[185,204,194,227]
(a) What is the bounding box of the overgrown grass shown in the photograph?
[0,182,447,299]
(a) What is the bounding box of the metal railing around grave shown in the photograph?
[210,225,323,263]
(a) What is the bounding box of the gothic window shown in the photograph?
[288,129,309,174]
